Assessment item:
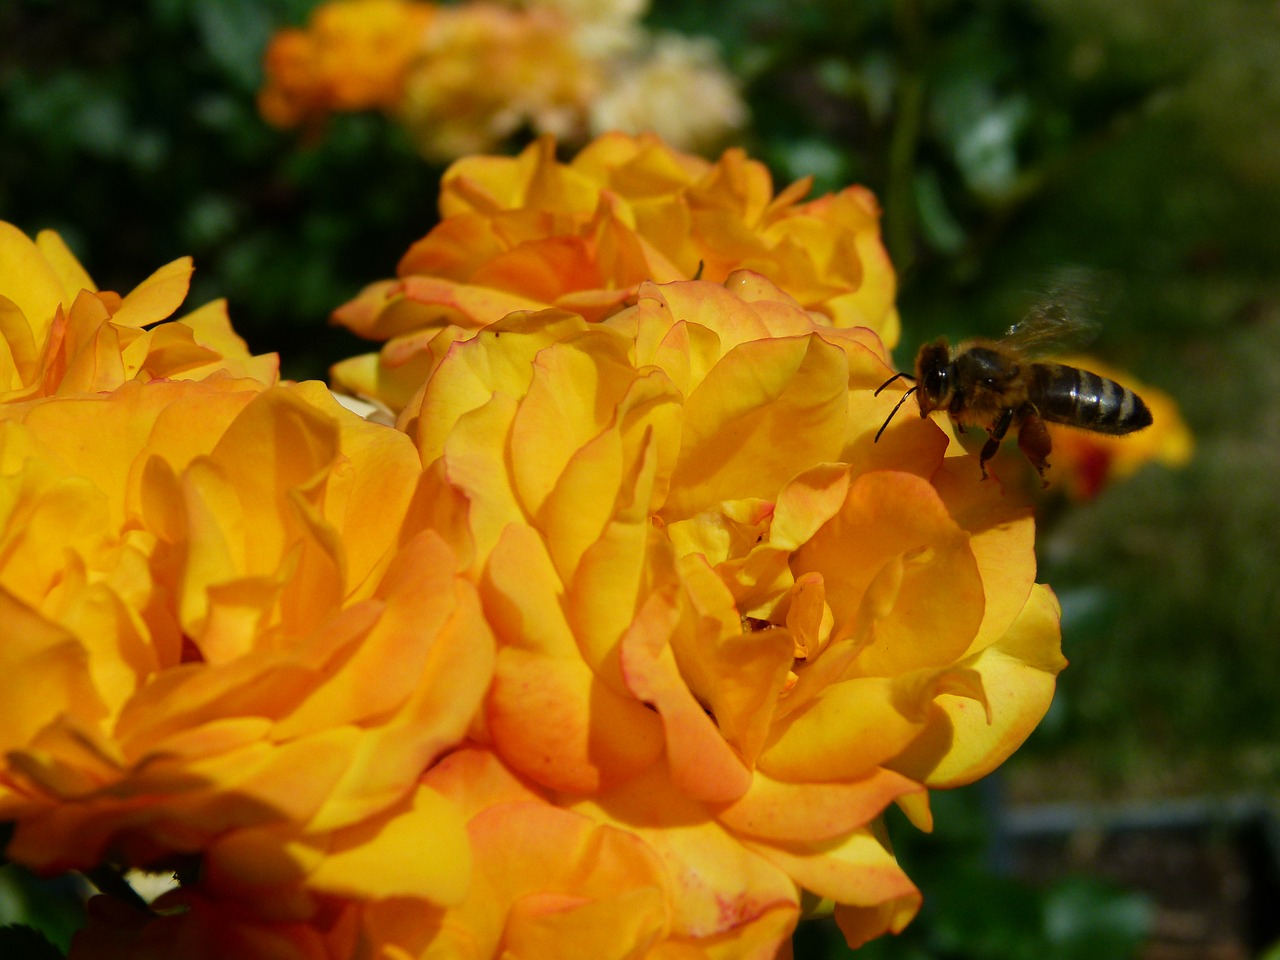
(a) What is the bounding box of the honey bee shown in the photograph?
[874,306,1153,481]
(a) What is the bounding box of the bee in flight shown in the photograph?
[873,306,1153,481]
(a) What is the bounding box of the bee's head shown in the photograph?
[913,340,953,415]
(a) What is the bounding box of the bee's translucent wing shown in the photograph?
[1004,270,1111,357]
[1003,303,1099,356]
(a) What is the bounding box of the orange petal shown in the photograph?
[618,587,753,803]
[573,765,799,939]
[461,798,670,957]
[483,524,664,792]
[645,902,797,960]
[791,470,984,677]
[399,274,551,329]
[669,555,794,768]
[421,746,543,821]
[833,890,921,949]
[931,457,1037,655]
[713,767,922,844]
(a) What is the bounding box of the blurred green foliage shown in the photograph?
[1,0,443,379]
[0,863,85,957]
[3,0,1279,956]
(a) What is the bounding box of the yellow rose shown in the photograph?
[400,272,1064,949]
[331,133,900,412]
[0,377,493,914]
[0,221,277,401]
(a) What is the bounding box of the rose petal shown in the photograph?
[713,767,922,844]
[618,587,753,803]
[572,765,799,939]
[484,523,664,792]
[889,583,1065,788]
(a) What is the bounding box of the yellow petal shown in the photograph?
[305,785,471,903]
[0,221,65,335]
[740,824,918,910]
[757,675,927,781]
[35,228,96,302]
[112,257,194,328]
[665,333,850,519]
[888,584,1065,787]
[0,591,101,755]
[483,524,664,792]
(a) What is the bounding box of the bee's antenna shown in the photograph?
[874,372,915,397]
[874,385,918,443]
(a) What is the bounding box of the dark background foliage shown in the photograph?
[3,0,1279,956]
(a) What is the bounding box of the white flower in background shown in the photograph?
[591,32,747,153]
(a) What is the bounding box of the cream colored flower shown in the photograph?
[590,33,747,153]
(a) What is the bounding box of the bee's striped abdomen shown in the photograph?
[1029,364,1153,435]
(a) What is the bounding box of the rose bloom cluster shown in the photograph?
[259,0,746,161]
[1,132,1066,960]
[332,132,900,414]
[0,223,494,956]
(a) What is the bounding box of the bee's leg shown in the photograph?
[979,409,1015,479]
[1017,413,1052,485]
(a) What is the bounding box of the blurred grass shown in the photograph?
[3,0,1279,955]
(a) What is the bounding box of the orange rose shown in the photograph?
[330,133,899,412]
[0,222,277,401]
[0,377,493,914]
[259,0,597,157]
[259,0,748,163]
[399,272,1064,950]
[259,0,437,129]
